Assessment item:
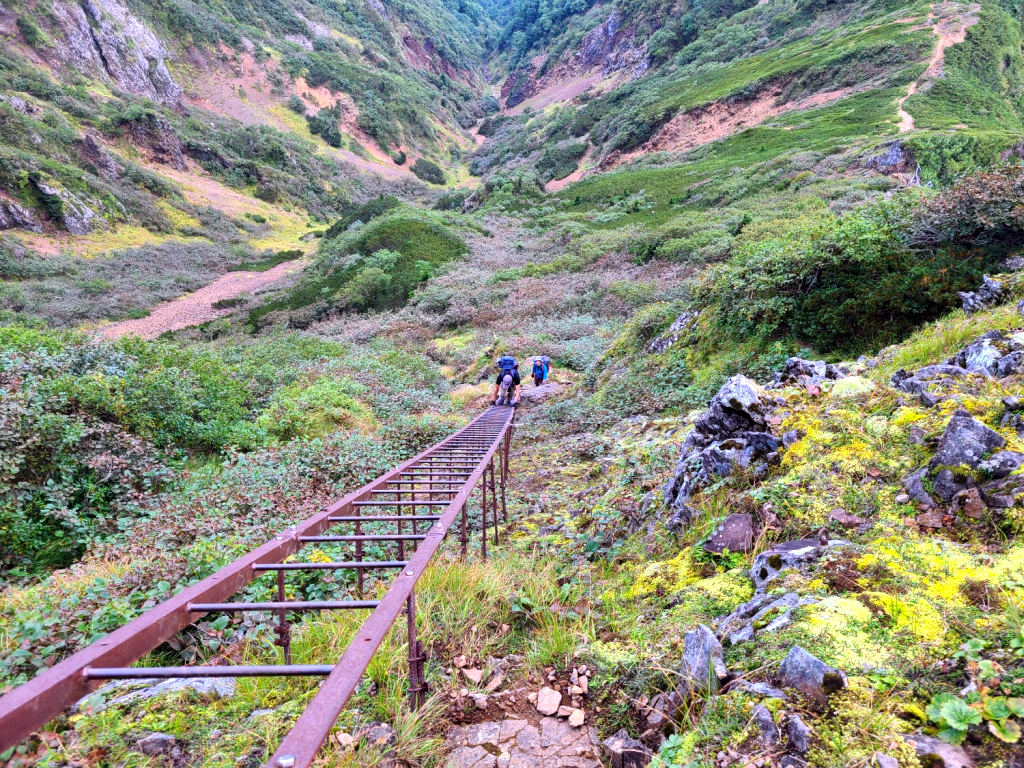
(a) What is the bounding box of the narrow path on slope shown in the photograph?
[897,2,980,133]
[98,259,304,339]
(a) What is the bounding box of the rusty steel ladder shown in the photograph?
[0,405,516,766]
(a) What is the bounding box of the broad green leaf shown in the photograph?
[927,692,960,722]
[937,727,968,746]
[1007,698,1024,718]
[938,698,983,730]
[989,719,1022,743]
[984,696,1012,720]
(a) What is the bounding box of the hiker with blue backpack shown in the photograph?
[531,356,551,387]
[492,354,522,407]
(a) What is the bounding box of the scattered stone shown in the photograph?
[903,733,974,768]
[828,509,864,528]
[679,625,728,694]
[750,704,779,747]
[355,722,397,751]
[873,754,899,768]
[536,686,561,716]
[704,513,754,554]
[782,429,805,448]
[894,493,911,504]
[771,358,846,388]
[785,714,812,754]
[932,468,964,501]
[602,728,653,768]
[780,758,807,768]
[777,646,847,706]
[557,705,575,718]
[462,667,483,685]
[485,674,505,693]
[579,676,589,694]
[134,733,176,756]
[731,681,788,700]
[716,592,818,646]
[568,708,585,728]
[645,690,684,730]
[952,487,986,519]
[471,694,489,710]
[453,655,469,668]
[916,511,945,528]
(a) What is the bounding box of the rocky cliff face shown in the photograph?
[45,0,181,103]
[501,10,648,109]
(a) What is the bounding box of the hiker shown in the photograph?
[531,357,546,387]
[492,354,521,407]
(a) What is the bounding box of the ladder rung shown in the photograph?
[189,600,379,612]
[299,534,428,542]
[84,665,335,679]
[327,515,442,522]
[353,501,449,506]
[253,560,409,571]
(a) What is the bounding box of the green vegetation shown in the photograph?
[411,157,448,185]
[249,206,470,326]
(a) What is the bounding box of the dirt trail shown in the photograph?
[506,73,602,116]
[897,2,980,132]
[545,147,594,192]
[98,260,304,339]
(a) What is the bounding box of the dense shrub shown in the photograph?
[323,195,400,239]
[257,375,375,440]
[411,157,447,185]
[696,194,1002,353]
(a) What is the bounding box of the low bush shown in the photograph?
[411,157,447,185]
[257,375,375,441]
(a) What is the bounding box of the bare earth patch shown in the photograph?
[97,259,304,339]
[606,85,857,168]
[545,148,594,192]
[506,73,603,116]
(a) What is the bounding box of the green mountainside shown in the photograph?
[4,0,1024,765]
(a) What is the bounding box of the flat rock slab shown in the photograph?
[446,718,602,768]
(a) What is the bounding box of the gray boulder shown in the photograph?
[750,704,779,747]
[929,410,1005,472]
[716,592,818,646]
[134,733,176,756]
[777,646,847,706]
[997,351,1024,377]
[932,468,967,501]
[664,376,776,528]
[786,714,813,754]
[904,733,974,768]
[950,336,1004,375]
[679,625,728,694]
[703,513,754,554]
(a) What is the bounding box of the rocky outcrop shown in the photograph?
[663,375,779,530]
[79,134,123,179]
[48,0,182,103]
[577,11,648,78]
[892,329,1024,399]
[31,176,98,234]
[0,200,43,233]
[716,590,819,646]
[648,310,698,354]
[121,114,187,170]
[863,140,917,174]
[958,274,1004,315]
[770,357,845,388]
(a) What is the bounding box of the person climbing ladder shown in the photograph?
[492,353,521,407]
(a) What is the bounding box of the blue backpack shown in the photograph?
[532,361,545,378]
[498,355,517,379]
